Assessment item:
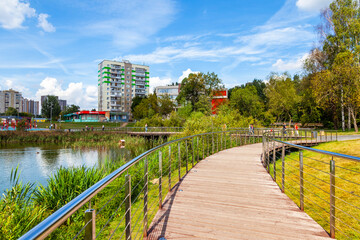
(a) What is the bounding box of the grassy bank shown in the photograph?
[271,140,360,239]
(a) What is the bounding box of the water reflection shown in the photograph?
[0,145,131,195]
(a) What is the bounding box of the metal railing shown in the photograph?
[263,129,360,239]
[57,127,184,133]
[20,129,264,240]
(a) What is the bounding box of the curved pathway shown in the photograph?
[147,143,330,240]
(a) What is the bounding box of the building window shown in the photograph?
[126,76,129,79]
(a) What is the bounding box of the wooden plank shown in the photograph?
[146,143,330,239]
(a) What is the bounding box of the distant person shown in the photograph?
[251,124,254,134]
[91,126,94,131]
[102,125,105,131]
[294,123,299,136]
[282,123,287,135]
[145,123,148,132]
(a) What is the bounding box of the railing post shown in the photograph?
[326,131,327,142]
[178,142,181,182]
[192,137,195,167]
[202,136,205,160]
[273,137,276,182]
[221,132,223,150]
[230,131,232,148]
[158,152,162,209]
[281,144,285,193]
[168,145,171,191]
[267,136,270,173]
[207,135,210,156]
[197,137,199,162]
[330,158,336,238]
[186,140,188,173]
[84,209,96,240]
[217,133,219,152]
[212,133,214,155]
[299,151,304,211]
[125,174,131,240]
[143,157,148,238]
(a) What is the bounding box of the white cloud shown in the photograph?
[35,77,97,109]
[296,0,332,12]
[0,77,31,97]
[178,68,199,82]
[272,53,309,71]
[37,13,55,32]
[0,0,36,29]
[149,76,172,93]
[0,0,55,32]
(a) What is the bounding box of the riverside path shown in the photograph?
[146,143,330,239]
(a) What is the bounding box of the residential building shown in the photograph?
[98,60,150,121]
[0,89,23,113]
[155,83,180,102]
[22,98,39,116]
[41,95,67,111]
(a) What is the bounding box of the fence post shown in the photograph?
[207,135,210,156]
[202,136,205,160]
[217,133,219,152]
[84,209,96,240]
[212,133,214,154]
[125,174,131,240]
[178,142,181,182]
[299,151,304,211]
[273,137,276,182]
[330,158,336,238]
[221,132,223,150]
[192,137,195,167]
[168,145,171,191]
[185,140,188,172]
[281,144,285,193]
[158,152,162,209]
[267,137,270,173]
[197,137,199,162]
[143,157,148,238]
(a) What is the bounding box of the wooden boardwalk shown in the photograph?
[147,143,330,240]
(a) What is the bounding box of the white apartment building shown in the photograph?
[155,84,180,102]
[98,60,150,116]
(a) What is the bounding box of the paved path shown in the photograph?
[147,143,330,240]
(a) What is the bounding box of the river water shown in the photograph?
[0,144,131,195]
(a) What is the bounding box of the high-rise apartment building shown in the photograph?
[22,98,39,116]
[0,89,23,113]
[41,95,67,111]
[98,60,150,115]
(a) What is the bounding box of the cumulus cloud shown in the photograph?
[37,13,55,32]
[272,53,309,71]
[0,0,36,29]
[149,76,172,93]
[35,77,97,109]
[0,0,55,31]
[296,0,332,12]
[178,68,199,82]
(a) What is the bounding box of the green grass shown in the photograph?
[270,140,360,239]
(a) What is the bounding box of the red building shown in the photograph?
[212,89,228,114]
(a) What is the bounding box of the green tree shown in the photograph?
[230,85,264,119]
[194,95,212,115]
[41,96,61,120]
[308,0,360,130]
[177,72,223,111]
[132,94,159,120]
[5,107,18,116]
[131,96,147,113]
[265,73,301,123]
[158,94,175,117]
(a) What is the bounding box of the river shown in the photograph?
[0,144,132,195]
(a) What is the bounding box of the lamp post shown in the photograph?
[50,102,53,129]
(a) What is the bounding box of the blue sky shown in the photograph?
[0,0,332,109]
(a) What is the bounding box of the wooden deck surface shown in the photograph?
[147,143,330,240]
